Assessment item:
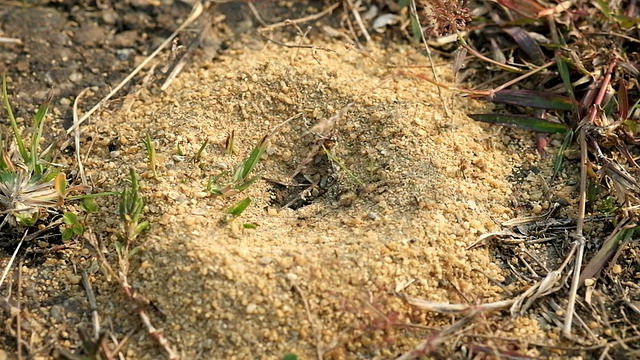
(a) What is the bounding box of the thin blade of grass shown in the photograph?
[31,97,51,174]
[553,130,574,178]
[235,135,268,182]
[556,56,575,101]
[2,76,27,161]
[503,27,546,65]
[579,226,635,284]
[226,197,251,217]
[488,89,576,110]
[468,113,570,133]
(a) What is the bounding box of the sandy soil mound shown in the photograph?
[9,39,551,359]
[88,40,548,358]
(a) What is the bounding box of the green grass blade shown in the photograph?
[234,135,267,182]
[489,89,576,111]
[468,113,569,133]
[31,98,51,174]
[323,145,363,186]
[235,176,260,192]
[193,140,208,162]
[556,56,575,101]
[226,197,251,217]
[553,130,574,178]
[142,134,157,178]
[2,76,28,161]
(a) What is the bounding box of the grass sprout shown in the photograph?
[224,130,235,155]
[142,133,158,179]
[193,139,208,162]
[119,168,149,243]
[208,135,268,197]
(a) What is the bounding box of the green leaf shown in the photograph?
[234,176,260,192]
[128,246,143,259]
[62,228,75,241]
[281,355,298,360]
[16,212,38,227]
[243,223,257,229]
[134,221,150,235]
[226,197,251,217]
[468,113,570,133]
[81,198,99,213]
[409,13,421,42]
[488,90,576,111]
[72,223,84,235]
[63,212,78,225]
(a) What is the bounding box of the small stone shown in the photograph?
[611,264,622,274]
[366,212,379,220]
[69,72,83,83]
[59,97,71,106]
[246,303,257,314]
[66,273,82,285]
[531,203,542,214]
[259,257,273,265]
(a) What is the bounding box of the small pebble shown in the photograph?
[366,212,379,220]
[611,264,622,274]
[246,303,257,314]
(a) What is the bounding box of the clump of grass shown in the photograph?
[119,168,150,243]
[0,77,87,229]
[207,135,268,197]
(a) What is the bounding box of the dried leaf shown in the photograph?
[503,27,546,65]
[495,0,548,18]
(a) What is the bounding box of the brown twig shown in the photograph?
[80,267,101,339]
[344,0,371,43]
[17,259,23,360]
[260,2,340,32]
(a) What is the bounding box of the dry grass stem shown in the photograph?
[260,3,340,32]
[72,88,90,186]
[411,0,450,118]
[80,267,101,339]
